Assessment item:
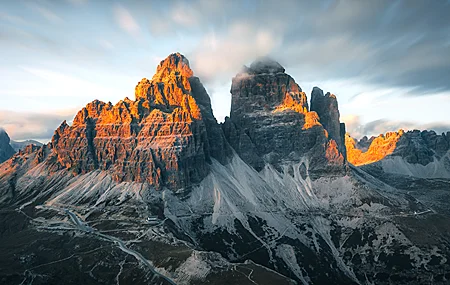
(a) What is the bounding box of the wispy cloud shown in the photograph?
[15,66,127,100]
[171,2,199,27]
[0,109,76,142]
[189,21,282,82]
[0,12,32,26]
[98,39,114,50]
[27,3,63,23]
[113,4,140,37]
[342,114,450,139]
[66,0,88,5]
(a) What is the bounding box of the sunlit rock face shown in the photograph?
[346,130,450,166]
[0,129,15,163]
[346,131,404,166]
[222,58,346,175]
[51,53,231,190]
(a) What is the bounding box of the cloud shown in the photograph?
[3,0,450,96]
[171,3,199,27]
[11,66,125,99]
[0,109,76,142]
[66,0,88,5]
[342,114,450,139]
[26,3,63,23]
[0,12,32,26]
[189,21,282,82]
[113,4,140,36]
[98,39,114,50]
[173,0,450,96]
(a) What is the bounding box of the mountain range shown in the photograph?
[0,53,449,285]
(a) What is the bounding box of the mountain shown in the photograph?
[0,129,15,163]
[1,53,450,285]
[346,130,450,178]
[50,53,231,191]
[222,57,345,175]
[10,140,43,152]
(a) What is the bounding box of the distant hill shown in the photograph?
[0,129,15,163]
[10,139,43,152]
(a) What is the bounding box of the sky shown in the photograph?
[0,0,450,142]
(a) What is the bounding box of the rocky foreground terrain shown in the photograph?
[1,53,450,285]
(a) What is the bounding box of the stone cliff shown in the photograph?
[346,131,404,166]
[222,57,346,175]
[310,87,347,158]
[50,53,231,190]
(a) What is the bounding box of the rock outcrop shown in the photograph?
[222,57,346,175]
[393,130,450,165]
[49,53,231,190]
[0,129,15,163]
[310,87,347,158]
[346,130,404,166]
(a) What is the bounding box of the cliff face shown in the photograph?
[0,129,15,163]
[346,130,404,166]
[222,58,346,175]
[393,130,450,165]
[51,53,231,190]
[310,87,347,158]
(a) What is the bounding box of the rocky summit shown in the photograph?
[48,53,230,191]
[1,53,450,285]
[222,57,345,175]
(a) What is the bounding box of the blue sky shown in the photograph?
[1,0,450,141]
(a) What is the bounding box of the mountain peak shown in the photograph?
[45,52,230,190]
[135,53,196,106]
[152,52,193,82]
[248,57,285,74]
[225,59,346,173]
[0,128,11,144]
